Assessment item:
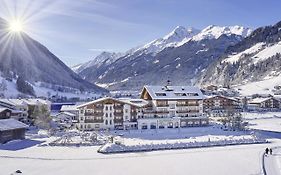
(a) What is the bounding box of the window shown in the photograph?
[105,120,108,125]
[155,93,166,96]
[110,120,112,125]
[125,109,128,113]
[105,106,108,111]
[105,113,108,117]
[109,113,112,117]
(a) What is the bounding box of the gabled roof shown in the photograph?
[0,119,28,131]
[118,98,148,107]
[205,95,240,102]
[0,108,11,113]
[60,105,78,111]
[56,111,76,117]
[141,85,204,100]
[0,99,50,107]
[77,97,147,108]
[248,97,275,104]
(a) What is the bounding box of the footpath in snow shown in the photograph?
[264,147,281,175]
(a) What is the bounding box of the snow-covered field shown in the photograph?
[243,112,281,132]
[0,112,281,175]
[1,138,279,175]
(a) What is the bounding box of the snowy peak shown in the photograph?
[140,26,200,54]
[163,26,199,41]
[192,25,252,41]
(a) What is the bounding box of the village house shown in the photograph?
[203,95,242,117]
[247,97,280,111]
[77,97,147,130]
[139,85,208,129]
[0,108,12,120]
[0,99,51,123]
[0,99,28,121]
[0,119,28,144]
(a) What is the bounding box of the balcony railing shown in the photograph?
[84,119,103,123]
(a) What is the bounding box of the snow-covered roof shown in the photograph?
[56,111,76,117]
[248,97,271,104]
[142,85,204,100]
[0,107,11,113]
[118,98,148,107]
[0,99,50,107]
[0,99,25,107]
[0,119,28,131]
[60,105,78,111]
[77,97,147,108]
[205,95,240,102]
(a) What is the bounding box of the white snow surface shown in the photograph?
[234,75,281,96]
[0,126,278,175]
[253,42,281,63]
[243,112,281,132]
[0,76,100,99]
[223,42,265,63]
[192,25,252,41]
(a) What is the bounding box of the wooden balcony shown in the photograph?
[177,110,199,113]
[84,112,95,116]
[84,119,103,123]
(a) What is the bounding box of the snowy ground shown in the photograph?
[1,139,280,175]
[243,112,281,132]
[1,113,281,175]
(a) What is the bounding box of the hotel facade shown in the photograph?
[77,85,208,131]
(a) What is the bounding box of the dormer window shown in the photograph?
[155,93,166,96]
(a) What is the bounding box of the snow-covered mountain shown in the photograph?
[198,20,281,95]
[76,25,252,90]
[73,26,199,74]
[135,26,200,55]
[0,17,107,97]
[73,52,123,74]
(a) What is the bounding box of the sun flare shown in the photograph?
[9,20,23,32]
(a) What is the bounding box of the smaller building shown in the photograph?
[60,105,78,121]
[0,108,12,120]
[248,97,280,111]
[204,95,242,117]
[54,112,77,129]
[0,119,28,144]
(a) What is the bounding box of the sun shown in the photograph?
[9,20,24,32]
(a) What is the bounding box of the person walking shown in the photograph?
[269,148,273,155]
[265,148,269,155]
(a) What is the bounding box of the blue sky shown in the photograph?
[1,0,281,66]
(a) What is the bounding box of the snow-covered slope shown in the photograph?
[73,52,123,74]
[0,17,106,95]
[0,76,100,99]
[199,20,281,93]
